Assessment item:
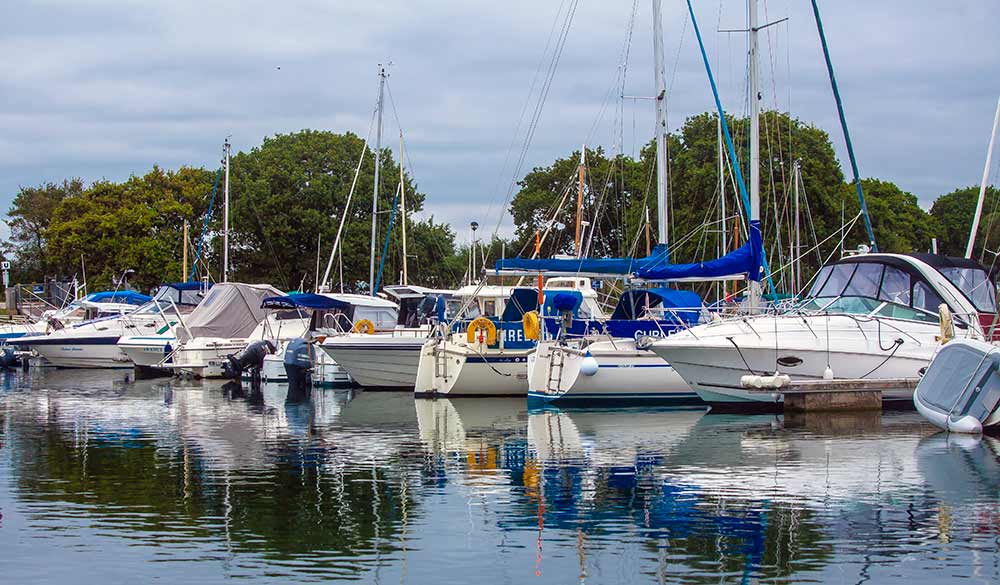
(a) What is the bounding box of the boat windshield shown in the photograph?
[937,266,996,312]
[799,261,944,323]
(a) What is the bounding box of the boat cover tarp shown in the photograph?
[176,283,283,343]
[496,220,763,282]
[262,293,350,311]
[610,288,702,323]
[84,290,152,305]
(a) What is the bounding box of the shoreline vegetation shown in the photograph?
[2,111,993,293]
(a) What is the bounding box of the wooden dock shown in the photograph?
[743,377,919,412]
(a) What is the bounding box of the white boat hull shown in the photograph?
[171,339,248,378]
[117,335,175,368]
[31,340,132,369]
[320,334,426,389]
[414,338,529,397]
[652,314,944,409]
[527,338,699,404]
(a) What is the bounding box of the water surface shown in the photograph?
[1,368,998,583]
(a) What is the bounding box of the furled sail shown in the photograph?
[496,221,762,282]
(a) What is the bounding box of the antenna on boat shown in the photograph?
[369,63,387,296]
[966,96,1000,258]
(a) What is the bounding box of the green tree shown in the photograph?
[930,186,1000,257]
[228,130,426,291]
[45,167,214,290]
[4,179,84,281]
[841,178,937,255]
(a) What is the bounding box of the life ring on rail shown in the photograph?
[466,317,497,345]
[522,311,540,341]
[353,319,376,335]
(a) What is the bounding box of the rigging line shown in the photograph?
[321,95,378,289]
[488,0,579,240]
[485,0,570,223]
[189,166,222,282]
[373,183,402,294]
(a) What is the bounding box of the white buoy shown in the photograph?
[580,353,599,377]
[823,366,834,380]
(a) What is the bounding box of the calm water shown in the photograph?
[0,369,998,584]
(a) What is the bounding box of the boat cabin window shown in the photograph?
[482,299,497,318]
[912,281,944,313]
[878,266,911,305]
[805,260,946,322]
[939,266,997,312]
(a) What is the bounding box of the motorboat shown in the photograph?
[913,338,1000,433]
[413,278,606,397]
[166,282,284,378]
[527,288,706,405]
[117,282,213,375]
[12,286,198,368]
[317,285,452,390]
[256,292,400,386]
[650,253,995,411]
[0,290,152,343]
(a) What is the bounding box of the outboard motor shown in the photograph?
[221,340,276,383]
[0,347,20,369]
[284,337,313,399]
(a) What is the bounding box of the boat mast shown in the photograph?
[652,0,669,250]
[182,220,189,282]
[966,96,1000,258]
[223,137,231,282]
[369,65,386,296]
[575,146,586,257]
[399,130,409,284]
[793,160,801,294]
[748,0,762,308]
[718,115,726,301]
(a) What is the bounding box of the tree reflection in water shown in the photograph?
[0,370,998,583]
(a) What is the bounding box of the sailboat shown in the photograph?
[495,0,766,405]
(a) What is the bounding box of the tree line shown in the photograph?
[3,115,995,295]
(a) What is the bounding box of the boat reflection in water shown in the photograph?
[1,370,999,583]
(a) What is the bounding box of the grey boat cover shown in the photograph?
[176,283,283,343]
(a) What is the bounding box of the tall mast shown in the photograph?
[574,146,586,257]
[369,65,386,296]
[652,0,669,249]
[793,160,801,294]
[967,96,1000,258]
[747,0,762,307]
[182,220,189,282]
[399,130,408,284]
[223,138,231,282]
[718,116,727,257]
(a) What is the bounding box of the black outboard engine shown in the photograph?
[221,340,276,383]
[0,347,20,369]
[284,337,313,399]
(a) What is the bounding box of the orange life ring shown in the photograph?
[466,317,497,345]
[353,319,376,334]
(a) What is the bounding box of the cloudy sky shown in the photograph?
[3,0,998,240]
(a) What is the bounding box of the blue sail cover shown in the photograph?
[261,293,346,310]
[497,220,763,282]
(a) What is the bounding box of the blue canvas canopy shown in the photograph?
[261,293,350,311]
[610,288,702,323]
[500,288,540,321]
[84,290,152,305]
[496,221,763,282]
